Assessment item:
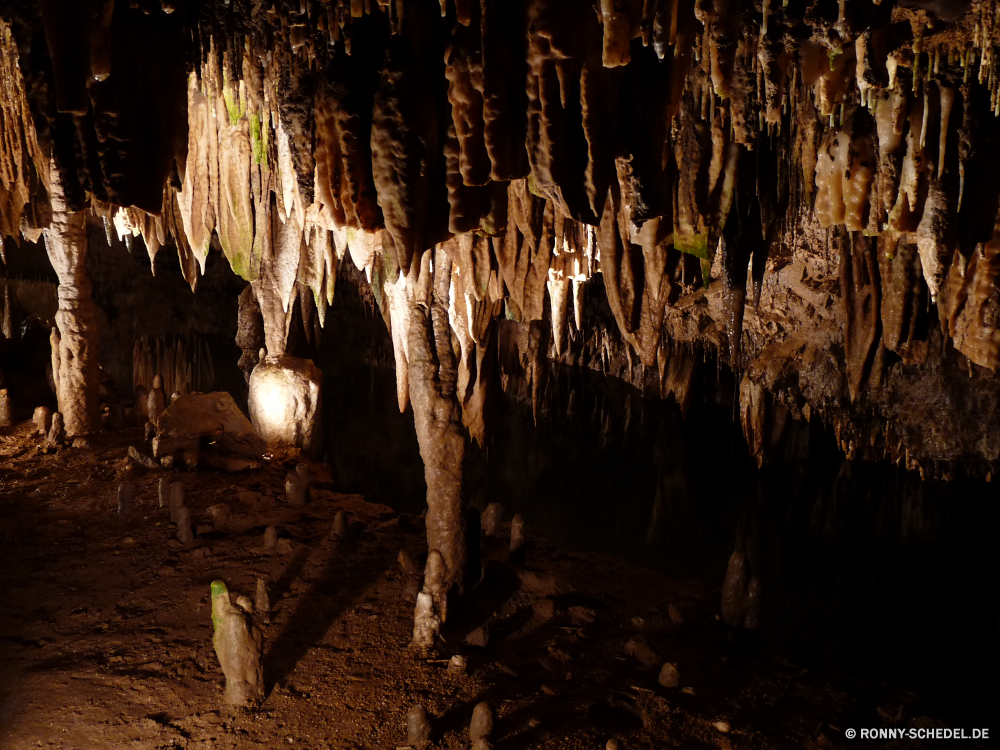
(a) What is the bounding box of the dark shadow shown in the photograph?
[262,538,394,694]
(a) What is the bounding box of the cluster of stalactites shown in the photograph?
[7,2,1000,398]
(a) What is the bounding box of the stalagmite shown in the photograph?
[264,526,278,551]
[210,580,264,707]
[169,481,185,523]
[510,513,525,558]
[176,506,193,545]
[658,662,680,688]
[117,472,135,516]
[32,407,51,437]
[47,412,65,448]
[470,701,494,749]
[255,578,270,622]
[412,591,440,649]
[408,249,467,597]
[0,389,10,428]
[147,375,166,426]
[332,510,348,539]
[158,477,170,509]
[720,550,761,631]
[406,704,432,748]
[422,549,448,623]
[43,161,99,436]
[481,502,504,537]
[285,465,310,505]
[248,357,323,458]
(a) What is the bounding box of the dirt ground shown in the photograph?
[0,420,970,749]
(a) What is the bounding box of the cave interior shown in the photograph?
[0,0,999,748]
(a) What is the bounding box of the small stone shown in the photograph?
[71,437,89,448]
[714,721,731,733]
[606,740,620,750]
[264,526,278,551]
[276,537,293,554]
[465,625,489,647]
[406,704,432,748]
[169,481,185,523]
[481,502,504,537]
[144,420,156,441]
[668,603,683,624]
[170,391,182,404]
[447,654,466,675]
[624,637,660,667]
[470,702,493,741]
[682,687,695,695]
[657,662,680,688]
[176,506,193,545]
[236,596,254,614]
[158,477,170,508]
[33,406,51,436]
[122,537,136,548]
[509,514,525,557]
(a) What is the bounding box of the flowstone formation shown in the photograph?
[5,0,1000,603]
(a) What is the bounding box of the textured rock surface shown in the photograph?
[248,356,323,458]
[209,580,264,707]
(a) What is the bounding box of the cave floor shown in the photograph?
[0,422,946,750]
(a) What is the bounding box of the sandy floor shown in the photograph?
[0,421,967,749]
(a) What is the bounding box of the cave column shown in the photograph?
[42,160,99,436]
[408,247,467,599]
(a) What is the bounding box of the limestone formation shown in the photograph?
[470,701,494,746]
[255,578,270,622]
[422,549,448,624]
[658,663,680,688]
[210,580,264,707]
[169,481,185,523]
[117,473,135,516]
[176,506,194,545]
[0,389,10,428]
[152,392,264,469]
[46,412,65,447]
[248,356,323,458]
[43,161,99,437]
[481,503,504,537]
[147,375,166,425]
[264,526,278,551]
[406,704,432,748]
[509,514,525,558]
[411,591,440,649]
[721,550,761,631]
[285,465,310,505]
[32,407,51,437]
[332,510,348,539]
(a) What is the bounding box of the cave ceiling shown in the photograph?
[2,0,1000,476]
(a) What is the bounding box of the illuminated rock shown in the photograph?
[152,392,264,469]
[248,356,323,458]
[210,580,264,707]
